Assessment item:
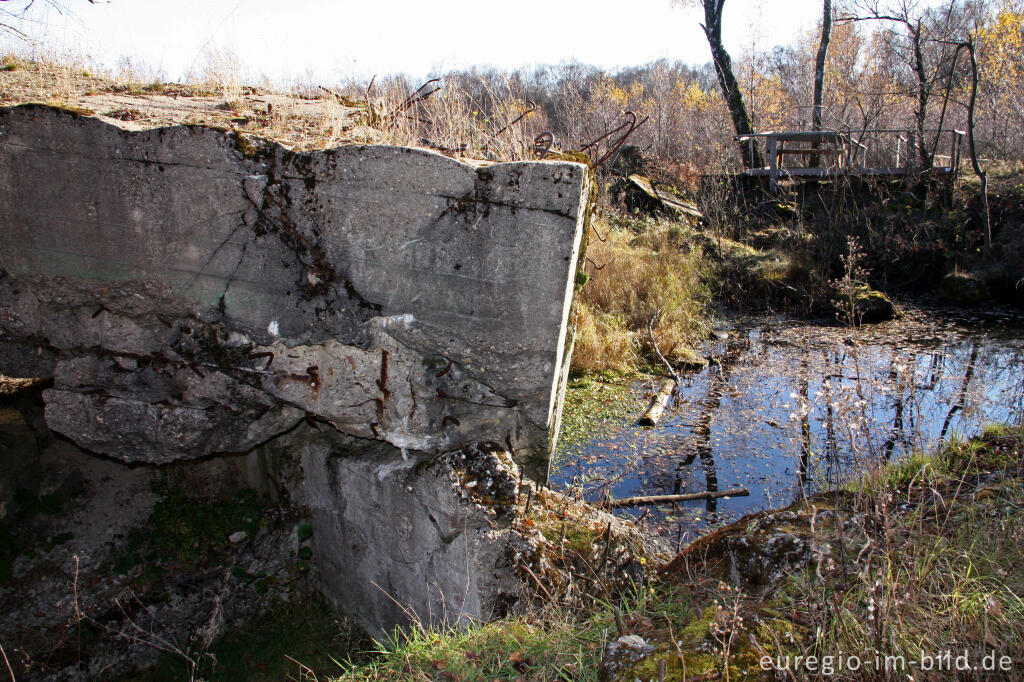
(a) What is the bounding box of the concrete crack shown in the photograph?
[217,237,250,316]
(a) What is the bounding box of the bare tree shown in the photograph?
[691,0,765,168]
[0,0,94,38]
[839,1,977,170]
[808,0,835,167]
[963,37,991,251]
[938,36,991,248]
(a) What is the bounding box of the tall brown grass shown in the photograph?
[573,216,711,373]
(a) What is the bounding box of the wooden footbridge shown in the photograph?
[738,128,965,190]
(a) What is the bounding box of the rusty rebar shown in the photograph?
[580,112,637,153]
[383,78,442,128]
[534,131,553,159]
[493,101,536,138]
[247,351,274,369]
[582,111,649,169]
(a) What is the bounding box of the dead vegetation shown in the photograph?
[329,428,1024,680]
[0,54,549,158]
[574,214,713,374]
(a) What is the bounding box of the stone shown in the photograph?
[725,532,810,587]
[0,103,591,479]
[601,634,656,680]
[0,341,56,378]
[834,285,897,324]
[939,271,990,305]
[853,289,897,324]
[228,530,249,544]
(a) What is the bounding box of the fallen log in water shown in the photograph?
[638,378,677,426]
[606,487,750,508]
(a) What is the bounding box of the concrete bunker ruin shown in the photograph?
[0,104,598,637]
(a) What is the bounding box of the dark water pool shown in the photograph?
[552,306,1024,550]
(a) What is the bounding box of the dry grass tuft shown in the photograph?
[573,216,711,374]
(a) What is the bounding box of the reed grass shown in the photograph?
[573,215,712,374]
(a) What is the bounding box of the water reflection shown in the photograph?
[552,308,1024,548]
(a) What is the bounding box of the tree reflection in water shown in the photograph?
[552,309,1024,543]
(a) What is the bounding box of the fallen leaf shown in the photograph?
[509,650,529,672]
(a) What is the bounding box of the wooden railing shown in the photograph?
[736,129,965,190]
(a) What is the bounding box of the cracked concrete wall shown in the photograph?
[0,104,590,479]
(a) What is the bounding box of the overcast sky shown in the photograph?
[6,0,831,83]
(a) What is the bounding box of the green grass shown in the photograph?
[848,424,1023,493]
[333,576,689,681]
[330,573,806,681]
[334,615,609,681]
[333,426,1023,681]
[786,425,1024,679]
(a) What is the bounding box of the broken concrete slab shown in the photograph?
[301,437,525,637]
[0,103,591,479]
[300,434,658,638]
[614,174,703,219]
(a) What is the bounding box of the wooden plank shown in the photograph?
[769,131,845,143]
[743,167,838,177]
[742,167,912,178]
[776,148,843,156]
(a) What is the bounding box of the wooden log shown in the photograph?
[606,487,750,509]
[638,378,676,426]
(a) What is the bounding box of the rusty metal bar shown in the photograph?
[383,78,442,128]
[534,131,553,159]
[580,112,636,153]
[588,112,649,169]
[493,101,536,138]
